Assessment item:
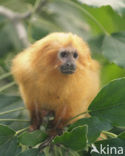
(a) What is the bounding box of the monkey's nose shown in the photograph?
[66,63,75,70]
[66,63,70,66]
[60,63,76,74]
[66,62,73,67]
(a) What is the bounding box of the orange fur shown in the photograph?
[11,32,100,130]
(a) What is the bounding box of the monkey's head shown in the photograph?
[58,47,78,74]
[33,33,94,75]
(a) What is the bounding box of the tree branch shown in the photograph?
[21,0,48,19]
[0,0,48,48]
[0,6,30,48]
[13,21,30,48]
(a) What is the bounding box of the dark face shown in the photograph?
[58,48,78,74]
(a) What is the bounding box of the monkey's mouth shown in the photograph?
[62,70,75,74]
[60,65,76,74]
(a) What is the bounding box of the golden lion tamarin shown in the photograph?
[11,32,100,134]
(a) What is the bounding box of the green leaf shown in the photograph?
[89,78,125,127]
[0,94,22,113]
[0,94,29,130]
[88,32,125,68]
[73,0,125,34]
[44,145,80,156]
[81,5,125,35]
[22,0,36,5]
[17,148,45,156]
[69,117,112,144]
[88,35,104,53]
[0,124,15,145]
[77,0,125,16]
[0,136,21,156]
[18,130,47,146]
[29,15,62,41]
[45,0,91,39]
[47,0,125,37]
[102,32,125,68]
[54,125,87,151]
[0,0,30,13]
[0,22,24,57]
[100,61,125,86]
[118,131,125,139]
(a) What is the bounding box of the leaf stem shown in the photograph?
[0,72,12,81]
[102,131,117,138]
[0,119,30,122]
[39,136,55,151]
[16,127,29,135]
[0,81,16,92]
[68,110,89,123]
[0,107,25,116]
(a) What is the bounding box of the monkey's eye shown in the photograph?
[60,51,67,58]
[73,52,78,59]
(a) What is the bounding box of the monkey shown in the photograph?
[11,32,100,135]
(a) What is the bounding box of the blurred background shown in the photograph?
[0,0,125,130]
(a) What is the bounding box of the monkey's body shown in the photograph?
[12,33,100,131]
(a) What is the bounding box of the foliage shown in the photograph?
[0,0,125,155]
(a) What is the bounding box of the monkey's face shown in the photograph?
[58,48,78,74]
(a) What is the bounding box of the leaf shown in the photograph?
[88,35,105,53]
[0,136,21,156]
[18,130,47,146]
[0,0,30,13]
[86,42,125,86]
[74,0,125,34]
[22,0,36,5]
[118,131,125,139]
[0,124,15,145]
[47,0,125,37]
[69,117,112,144]
[77,0,125,16]
[0,22,23,57]
[29,15,62,41]
[44,145,80,156]
[100,61,125,86]
[17,148,45,156]
[102,32,125,68]
[54,125,87,151]
[88,32,125,68]
[89,78,125,127]
[0,94,29,130]
[0,94,23,113]
[45,0,91,39]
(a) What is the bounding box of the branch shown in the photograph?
[0,6,17,20]
[0,0,48,48]
[0,6,30,48]
[13,21,30,48]
[22,0,48,19]
[34,0,48,14]
[0,81,16,92]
